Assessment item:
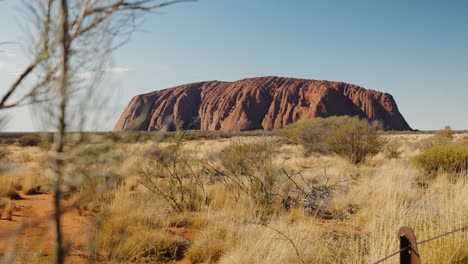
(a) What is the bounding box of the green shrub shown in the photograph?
[297,117,344,154]
[220,140,277,175]
[282,116,383,164]
[412,145,468,175]
[18,134,42,147]
[325,117,382,164]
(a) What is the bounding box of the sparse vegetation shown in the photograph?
[412,144,468,175]
[1,130,467,263]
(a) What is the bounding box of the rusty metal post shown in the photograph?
[398,226,421,264]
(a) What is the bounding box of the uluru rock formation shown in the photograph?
[114,76,412,131]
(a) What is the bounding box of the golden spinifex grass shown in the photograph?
[0,132,466,263]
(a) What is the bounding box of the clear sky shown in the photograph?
[1,0,467,131]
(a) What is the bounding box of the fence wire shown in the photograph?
[373,225,468,264]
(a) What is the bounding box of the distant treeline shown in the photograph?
[1,128,466,145]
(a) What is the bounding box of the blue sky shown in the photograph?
[1,0,467,131]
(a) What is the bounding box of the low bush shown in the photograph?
[325,117,382,164]
[298,118,343,154]
[18,134,42,147]
[282,116,384,164]
[219,140,285,207]
[138,131,205,212]
[412,144,468,175]
[220,140,278,175]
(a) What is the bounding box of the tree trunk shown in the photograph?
[54,0,69,263]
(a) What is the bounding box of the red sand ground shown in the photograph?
[1,194,196,263]
[0,193,89,263]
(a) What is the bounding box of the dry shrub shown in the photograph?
[218,140,287,208]
[138,143,204,213]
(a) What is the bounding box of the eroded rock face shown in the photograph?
[114,76,411,131]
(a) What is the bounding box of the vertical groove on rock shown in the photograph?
[114,76,412,131]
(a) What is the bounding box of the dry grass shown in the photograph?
[1,132,467,263]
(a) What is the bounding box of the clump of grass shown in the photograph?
[93,220,189,262]
[186,225,238,264]
[218,220,328,264]
[90,190,191,262]
[0,175,21,199]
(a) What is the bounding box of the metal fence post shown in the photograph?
[398,226,421,264]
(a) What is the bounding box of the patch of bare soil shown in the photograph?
[167,227,197,264]
[0,193,89,263]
